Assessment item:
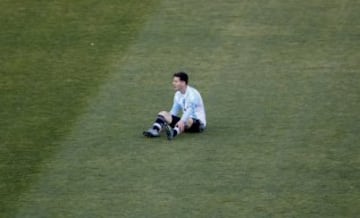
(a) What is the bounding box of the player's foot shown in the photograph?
[143,128,160,137]
[164,124,174,140]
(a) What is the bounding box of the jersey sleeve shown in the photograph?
[180,101,195,122]
[180,92,199,122]
[170,97,181,116]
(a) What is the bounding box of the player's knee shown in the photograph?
[158,111,169,116]
[186,118,194,128]
[158,111,172,123]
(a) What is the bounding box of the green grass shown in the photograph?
[0,0,161,216]
[1,0,360,217]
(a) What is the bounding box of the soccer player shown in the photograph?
[143,72,206,140]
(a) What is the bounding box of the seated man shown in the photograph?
[143,72,206,140]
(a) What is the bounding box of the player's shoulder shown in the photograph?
[174,91,182,99]
[187,85,196,93]
[188,86,202,96]
[174,90,182,96]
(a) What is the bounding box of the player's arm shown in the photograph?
[170,100,181,116]
[174,102,194,132]
[180,93,199,123]
[180,101,195,124]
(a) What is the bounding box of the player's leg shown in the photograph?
[164,115,181,140]
[165,118,199,140]
[143,111,173,137]
[184,118,205,133]
[158,111,173,124]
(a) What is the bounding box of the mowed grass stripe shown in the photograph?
[0,0,161,216]
[9,0,360,217]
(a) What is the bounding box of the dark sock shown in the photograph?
[153,125,161,132]
[152,115,166,131]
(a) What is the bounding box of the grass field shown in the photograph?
[1,0,359,217]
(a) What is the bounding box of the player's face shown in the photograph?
[172,77,185,92]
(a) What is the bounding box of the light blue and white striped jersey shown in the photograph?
[170,86,206,126]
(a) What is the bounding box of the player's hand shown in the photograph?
[176,120,185,132]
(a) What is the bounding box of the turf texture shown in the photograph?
[1,0,359,217]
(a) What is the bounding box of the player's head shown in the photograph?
[173,72,188,84]
[172,72,188,92]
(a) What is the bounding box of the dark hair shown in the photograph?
[173,72,189,84]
